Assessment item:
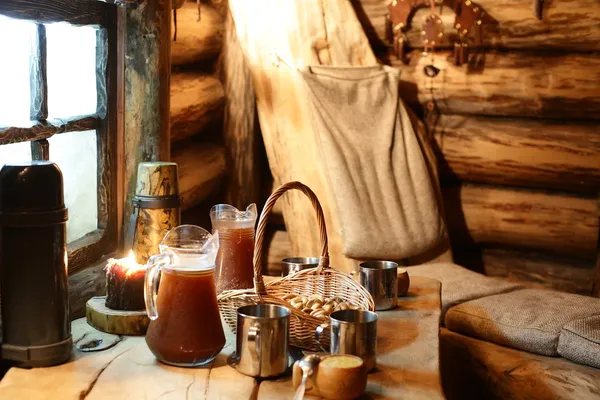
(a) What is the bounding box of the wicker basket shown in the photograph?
[218,181,375,351]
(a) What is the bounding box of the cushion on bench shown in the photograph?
[405,262,522,316]
[445,289,600,356]
[558,315,600,369]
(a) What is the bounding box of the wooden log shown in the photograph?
[69,259,107,320]
[173,142,227,211]
[220,9,263,210]
[395,51,600,120]
[170,72,225,143]
[124,0,172,244]
[171,1,224,66]
[453,245,597,295]
[356,0,600,51]
[440,328,600,400]
[444,183,599,257]
[86,296,149,335]
[433,115,600,194]
[228,0,377,274]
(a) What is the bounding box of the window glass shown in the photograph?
[0,142,32,170]
[48,130,98,243]
[46,23,97,118]
[0,16,35,125]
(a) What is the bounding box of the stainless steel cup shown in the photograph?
[281,257,319,276]
[235,304,290,377]
[315,309,378,371]
[358,261,398,310]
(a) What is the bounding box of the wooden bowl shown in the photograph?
[398,268,410,297]
[293,354,367,399]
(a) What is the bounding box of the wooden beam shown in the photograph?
[227,0,377,274]
[0,115,100,145]
[395,51,600,120]
[594,199,600,298]
[444,183,599,257]
[0,0,107,26]
[433,115,600,194]
[171,1,224,66]
[173,142,227,211]
[170,72,224,143]
[355,0,600,51]
[264,229,292,276]
[220,9,262,210]
[123,0,171,242]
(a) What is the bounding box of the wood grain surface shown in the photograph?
[396,51,600,119]
[432,114,600,193]
[356,0,600,51]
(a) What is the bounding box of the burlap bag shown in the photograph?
[300,65,445,260]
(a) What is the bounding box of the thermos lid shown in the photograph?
[0,162,67,225]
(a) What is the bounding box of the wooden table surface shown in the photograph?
[0,276,443,400]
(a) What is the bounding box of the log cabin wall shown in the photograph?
[169,0,227,226]
[245,1,600,293]
[350,0,600,295]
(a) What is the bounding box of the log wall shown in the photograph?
[168,0,227,221]
[353,0,600,295]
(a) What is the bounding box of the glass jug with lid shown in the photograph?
[144,225,225,367]
[210,203,257,293]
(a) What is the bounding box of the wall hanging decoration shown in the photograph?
[386,0,490,66]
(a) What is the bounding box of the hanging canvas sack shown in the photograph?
[300,65,445,260]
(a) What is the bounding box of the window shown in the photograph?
[0,1,120,273]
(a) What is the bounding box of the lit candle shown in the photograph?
[104,251,147,311]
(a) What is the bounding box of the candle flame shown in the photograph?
[124,250,146,277]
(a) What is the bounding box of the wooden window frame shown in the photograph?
[0,0,121,274]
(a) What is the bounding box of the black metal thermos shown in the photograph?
[0,161,71,367]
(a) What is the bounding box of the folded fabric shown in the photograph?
[446,289,600,356]
[558,315,600,369]
[300,65,445,260]
[405,262,522,316]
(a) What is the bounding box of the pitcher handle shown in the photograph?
[315,322,329,353]
[144,252,173,320]
[248,324,261,375]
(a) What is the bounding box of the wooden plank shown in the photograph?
[173,142,227,211]
[395,51,600,120]
[171,0,224,66]
[123,0,172,244]
[0,319,257,400]
[440,328,600,400]
[228,0,377,274]
[0,115,100,145]
[433,115,600,194]
[170,72,224,143]
[220,9,262,210]
[454,245,597,296]
[258,276,444,400]
[356,0,600,51]
[0,0,106,25]
[444,183,599,257]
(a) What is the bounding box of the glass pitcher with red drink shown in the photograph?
[210,204,257,293]
[144,225,225,367]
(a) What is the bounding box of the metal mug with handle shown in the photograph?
[234,304,290,377]
[315,309,378,372]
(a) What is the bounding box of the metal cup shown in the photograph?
[315,309,378,372]
[234,304,290,377]
[358,261,399,310]
[281,257,319,276]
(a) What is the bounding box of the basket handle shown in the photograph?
[253,181,330,296]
